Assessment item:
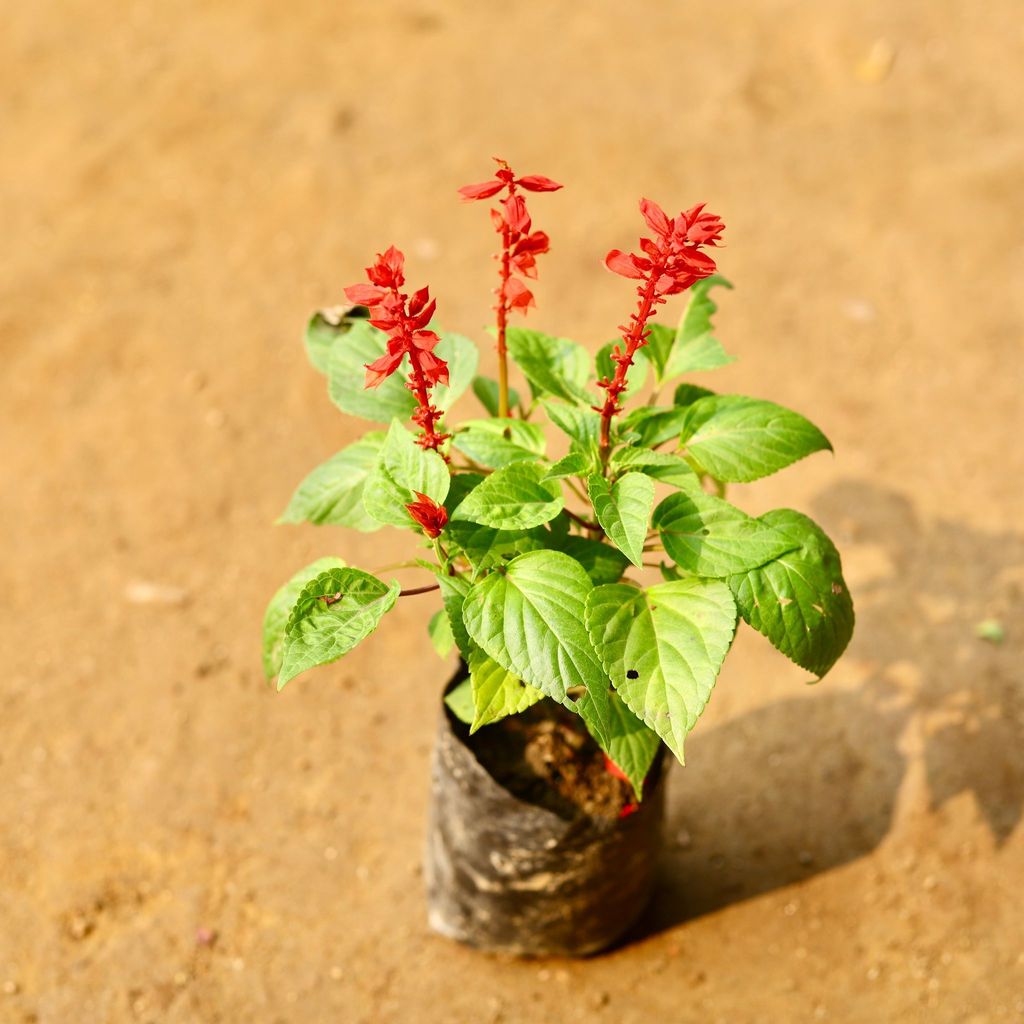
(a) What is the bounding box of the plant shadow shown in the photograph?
[623,478,1024,938]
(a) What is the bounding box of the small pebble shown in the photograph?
[856,39,897,83]
[674,829,693,850]
[195,927,217,947]
[124,580,190,607]
[323,846,338,861]
[329,965,343,981]
[842,298,877,323]
[2,980,19,995]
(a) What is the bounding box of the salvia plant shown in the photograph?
[263,159,854,803]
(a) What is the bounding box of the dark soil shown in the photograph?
[467,701,635,820]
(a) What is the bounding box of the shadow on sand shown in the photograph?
[624,478,1024,937]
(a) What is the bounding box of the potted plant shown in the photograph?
[262,160,854,956]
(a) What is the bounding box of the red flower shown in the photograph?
[458,159,562,419]
[458,164,563,203]
[503,277,535,312]
[603,754,630,783]
[404,492,448,538]
[516,174,562,193]
[598,198,725,450]
[344,246,451,452]
[457,179,505,201]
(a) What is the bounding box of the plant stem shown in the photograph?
[598,268,665,457]
[399,583,441,597]
[495,222,513,420]
[564,508,602,532]
[564,477,589,504]
[369,559,423,574]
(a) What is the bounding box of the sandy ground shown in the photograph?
[2,1,1023,1021]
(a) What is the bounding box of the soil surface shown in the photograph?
[467,702,635,820]
[2,2,1023,1023]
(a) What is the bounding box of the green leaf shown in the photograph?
[444,677,475,724]
[617,406,689,448]
[609,447,696,488]
[596,343,649,401]
[462,550,607,704]
[472,375,521,417]
[664,275,735,378]
[588,472,655,567]
[679,395,832,483]
[438,573,474,658]
[327,321,417,423]
[728,510,854,678]
[468,648,544,733]
[445,521,547,576]
[432,333,479,412]
[578,686,661,799]
[541,401,602,454]
[585,579,738,761]
[429,608,455,659]
[444,472,485,515]
[554,536,630,586]
[451,461,563,530]
[364,420,450,528]
[506,327,590,404]
[262,557,347,679]
[543,451,593,480]
[279,434,384,530]
[304,307,370,375]
[278,568,400,689]
[673,383,715,408]
[653,489,797,577]
[451,418,545,469]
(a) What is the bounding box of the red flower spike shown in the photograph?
[598,199,725,452]
[459,159,562,418]
[405,492,448,539]
[346,247,450,452]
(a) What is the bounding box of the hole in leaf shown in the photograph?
[626,669,639,680]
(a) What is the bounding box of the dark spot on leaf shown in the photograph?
[626,669,639,680]
[701,528,710,535]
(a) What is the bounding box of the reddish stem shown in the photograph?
[598,264,666,454]
[399,583,441,597]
